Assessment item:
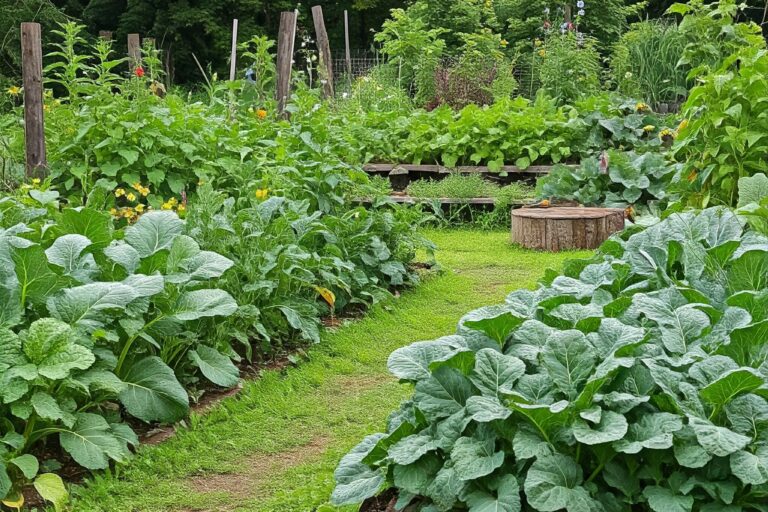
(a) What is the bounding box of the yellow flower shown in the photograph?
[115,188,126,197]
[500,39,508,48]
[135,203,145,213]
[255,188,269,200]
[534,39,543,47]
[538,49,546,58]
[7,86,21,96]
[643,125,655,133]
[126,192,137,202]
[659,128,675,143]
[677,119,689,133]
[31,178,41,185]
[256,109,268,119]
[43,104,50,112]
[161,198,178,210]
[109,208,118,216]
[635,102,649,113]
[122,208,134,218]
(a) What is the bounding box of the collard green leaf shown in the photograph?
[643,486,694,512]
[170,289,238,321]
[524,454,596,512]
[737,173,768,207]
[542,330,596,396]
[688,417,750,457]
[699,367,764,406]
[189,346,239,388]
[730,447,768,486]
[124,211,184,258]
[13,245,65,306]
[572,411,628,445]
[22,319,94,379]
[33,473,68,511]
[59,413,126,470]
[10,454,38,479]
[47,282,138,328]
[613,413,683,454]
[388,432,439,466]
[388,337,466,381]
[119,356,189,423]
[466,395,511,423]
[414,367,474,421]
[634,295,709,354]
[464,474,521,512]
[461,306,524,344]
[56,208,112,249]
[451,433,504,481]
[331,434,384,505]
[469,348,525,397]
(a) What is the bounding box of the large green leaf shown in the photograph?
[737,173,768,207]
[469,348,525,397]
[119,356,189,423]
[643,486,693,512]
[572,411,628,445]
[189,346,239,388]
[331,434,386,506]
[170,289,238,321]
[12,245,65,306]
[56,208,112,249]
[461,306,524,344]
[451,434,505,481]
[633,295,710,354]
[699,368,764,407]
[464,475,521,512]
[542,330,596,396]
[33,473,68,512]
[414,367,474,421]
[124,210,184,258]
[613,413,683,454]
[45,234,95,280]
[59,413,127,470]
[22,318,94,379]
[524,454,597,512]
[47,282,138,329]
[688,417,750,457]
[388,337,466,381]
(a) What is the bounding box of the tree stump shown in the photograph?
[511,207,625,251]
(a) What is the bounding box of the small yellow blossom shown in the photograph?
[643,125,655,133]
[635,102,649,113]
[126,192,137,202]
[534,39,543,47]
[109,208,118,216]
[500,39,508,48]
[135,204,145,213]
[31,178,41,185]
[7,86,21,96]
[659,128,675,143]
[538,49,546,57]
[115,188,126,197]
[122,208,134,218]
[255,188,269,200]
[256,109,268,119]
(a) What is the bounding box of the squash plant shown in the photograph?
[332,207,768,511]
[0,193,238,504]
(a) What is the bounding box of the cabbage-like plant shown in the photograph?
[332,207,768,511]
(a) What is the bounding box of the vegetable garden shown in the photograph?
[0,0,767,511]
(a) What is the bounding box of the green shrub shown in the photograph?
[537,32,602,104]
[331,207,768,511]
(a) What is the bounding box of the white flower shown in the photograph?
[577,0,585,7]
[578,9,585,15]
[342,92,349,99]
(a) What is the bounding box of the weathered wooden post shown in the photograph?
[21,22,46,178]
[127,33,141,71]
[311,5,334,98]
[276,11,297,116]
[344,10,352,77]
[229,19,239,81]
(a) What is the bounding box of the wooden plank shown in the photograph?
[127,33,141,71]
[311,5,334,98]
[21,22,46,178]
[276,11,297,116]
[344,10,352,76]
[229,19,239,81]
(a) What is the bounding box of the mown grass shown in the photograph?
[70,230,589,512]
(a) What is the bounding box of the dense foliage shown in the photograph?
[332,207,768,511]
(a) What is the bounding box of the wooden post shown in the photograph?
[564,4,573,24]
[511,207,625,251]
[127,33,141,71]
[229,19,239,81]
[344,10,352,77]
[98,30,113,41]
[311,5,334,98]
[276,11,297,116]
[21,22,46,178]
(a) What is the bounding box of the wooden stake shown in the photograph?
[127,33,141,71]
[311,5,334,98]
[229,19,239,81]
[21,22,46,178]
[344,10,352,77]
[276,11,297,116]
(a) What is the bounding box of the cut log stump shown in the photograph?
[511,207,625,251]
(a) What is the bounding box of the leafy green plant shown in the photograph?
[331,207,768,511]
[0,193,238,504]
[610,20,689,108]
[536,148,680,207]
[537,32,602,105]
[737,173,768,236]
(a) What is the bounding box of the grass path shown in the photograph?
[73,230,588,512]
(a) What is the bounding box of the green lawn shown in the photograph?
[71,230,589,512]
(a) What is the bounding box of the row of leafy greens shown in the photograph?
[332,206,768,511]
